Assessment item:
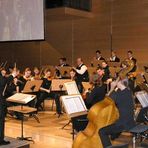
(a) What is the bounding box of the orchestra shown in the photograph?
[0,50,147,147]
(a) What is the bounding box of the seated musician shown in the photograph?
[31,67,41,80]
[110,50,120,62]
[127,50,137,72]
[99,79,135,147]
[101,61,111,82]
[18,67,32,92]
[58,57,70,67]
[127,50,137,92]
[84,66,107,109]
[35,68,62,116]
[91,50,105,67]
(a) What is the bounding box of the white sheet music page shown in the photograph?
[61,95,87,115]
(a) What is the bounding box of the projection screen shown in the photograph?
[0,0,44,41]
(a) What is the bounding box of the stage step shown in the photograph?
[0,137,30,148]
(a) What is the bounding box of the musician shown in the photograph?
[101,61,111,83]
[127,50,137,72]
[32,67,41,80]
[91,50,105,67]
[95,50,105,61]
[0,68,18,145]
[35,68,62,116]
[99,79,135,147]
[110,50,120,62]
[58,57,69,67]
[73,58,89,93]
[84,66,107,109]
[18,67,32,92]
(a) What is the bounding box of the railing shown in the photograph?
[45,0,92,11]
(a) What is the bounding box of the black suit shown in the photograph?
[0,75,13,142]
[85,84,106,109]
[99,88,135,147]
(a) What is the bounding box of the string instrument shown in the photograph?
[72,97,119,148]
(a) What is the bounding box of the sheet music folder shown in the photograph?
[22,80,43,93]
[7,93,36,104]
[61,94,87,118]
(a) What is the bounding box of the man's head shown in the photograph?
[127,50,133,59]
[59,57,67,65]
[96,50,101,58]
[102,61,108,68]
[96,66,104,77]
[111,51,116,57]
[76,58,83,66]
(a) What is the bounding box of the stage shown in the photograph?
[4,100,147,148]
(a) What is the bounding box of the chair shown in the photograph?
[129,106,148,148]
[43,98,55,111]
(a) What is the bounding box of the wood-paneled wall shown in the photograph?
[0,0,147,70]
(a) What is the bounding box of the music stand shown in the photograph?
[61,94,87,139]
[58,67,72,78]
[51,79,72,91]
[7,93,37,142]
[22,80,43,93]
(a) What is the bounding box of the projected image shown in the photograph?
[0,0,44,41]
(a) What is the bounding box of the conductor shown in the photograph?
[0,68,19,145]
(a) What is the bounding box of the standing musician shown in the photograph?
[99,79,135,147]
[73,58,89,93]
[110,50,120,62]
[35,68,62,116]
[0,68,19,145]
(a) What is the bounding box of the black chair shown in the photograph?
[129,107,148,148]
[106,143,129,148]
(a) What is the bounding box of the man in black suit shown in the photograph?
[0,68,18,145]
[110,50,120,62]
[127,50,137,72]
[99,79,135,147]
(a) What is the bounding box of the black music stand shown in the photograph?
[7,106,37,143]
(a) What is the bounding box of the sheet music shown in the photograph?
[61,95,87,115]
[7,93,36,104]
[64,81,80,95]
[135,91,148,108]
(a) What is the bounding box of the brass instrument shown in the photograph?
[107,59,134,96]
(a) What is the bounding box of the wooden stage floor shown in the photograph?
[4,100,147,148]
